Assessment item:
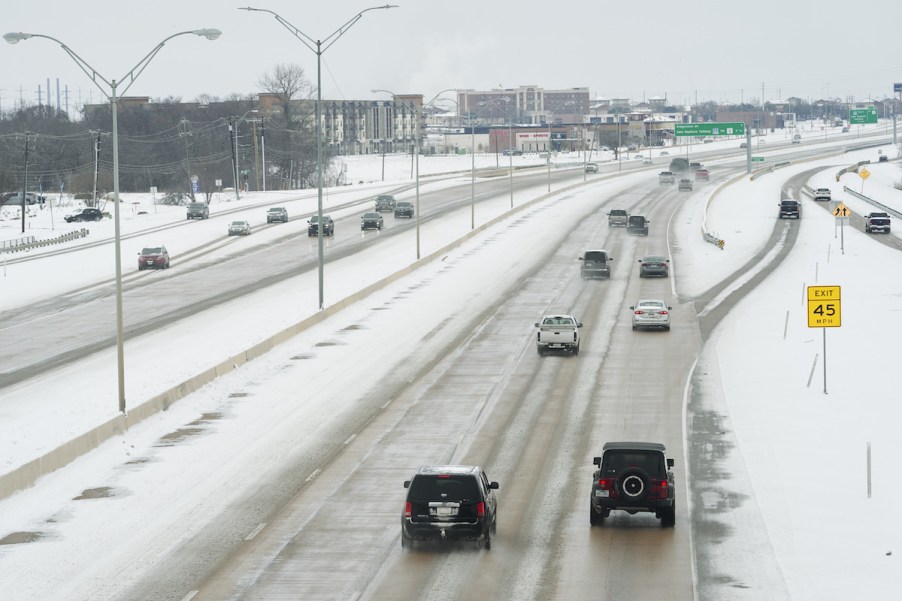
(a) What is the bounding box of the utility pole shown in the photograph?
[21,132,31,233]
[179,120,193,201]
[227,117,240,200]
[251,119,261,191]
[91,131,101,207]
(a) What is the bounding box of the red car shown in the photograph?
[694,169,710,181]
[138,246,170,270]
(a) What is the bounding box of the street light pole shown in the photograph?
[618,116,623,172]
[374,87,457,259]
[471,112,475,229]
[241,5,397,309]
[508,117,513,208]
[547,118,551,193]
[4,28,221,414]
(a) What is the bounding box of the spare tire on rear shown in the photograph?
[617,468,650,501]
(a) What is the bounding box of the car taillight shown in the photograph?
[634,310,644,315]
[404,502,412,518]
[476,502,485,517]
[659,310,668,315]
[650,480,669,499]
[598,478,611,489]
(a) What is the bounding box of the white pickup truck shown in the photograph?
[535,315,582,355]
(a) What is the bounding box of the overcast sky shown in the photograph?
[3,0,901,114]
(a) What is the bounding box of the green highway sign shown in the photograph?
[674,122,746,137]
[751,156,765,162]
[849,107,878,124]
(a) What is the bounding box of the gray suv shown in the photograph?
[186,202,209,220]
[579,250,612,279]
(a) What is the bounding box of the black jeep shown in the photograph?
[590,442,675,527]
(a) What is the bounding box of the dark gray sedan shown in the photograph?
[638,255,669,278]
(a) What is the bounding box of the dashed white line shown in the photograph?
[179,592,198,601]
[305,468,322,482]
[245,522,267,541]
[343,433,357,445]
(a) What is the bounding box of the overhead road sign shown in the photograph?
[849,108,878,124]
[895,83,902,93]
[751,156,765,163]
[674,122,746,137]
[807,286,841,328]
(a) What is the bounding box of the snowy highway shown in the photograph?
[1,129,900,600]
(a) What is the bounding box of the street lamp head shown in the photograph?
[3,32,33,44]
[192,28,222,40]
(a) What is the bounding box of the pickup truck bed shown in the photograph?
[535,315,582,355]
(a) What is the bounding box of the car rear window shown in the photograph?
[602,451,664,475]
[584,251,607,262]
[142,248,162,254]
[408,475,480,501]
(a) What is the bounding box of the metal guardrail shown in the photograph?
[835,159,871,182]
[749,160,792,182]
[0,229,89,253]
[842,186,902,219]
[1,235,36,251]
[703,231,725,250]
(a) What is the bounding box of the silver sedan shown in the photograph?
[630,299,672,331]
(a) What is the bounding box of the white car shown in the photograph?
[630,299,672,331]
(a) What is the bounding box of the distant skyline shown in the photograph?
[3,0,902,116]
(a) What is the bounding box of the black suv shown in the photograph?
[64,207,104,222]
[778,198,800,219]
[307,215,335,236]
[590,442,675,527]
[401,465,499,550]
[627,215,649,236]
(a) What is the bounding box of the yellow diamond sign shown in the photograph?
[859,167,871,180]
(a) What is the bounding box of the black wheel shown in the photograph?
[617,468,650,501]
[661,501,676,528]
[590,501,605,526]
[483,530,491,550]
[632,325,638,331]
[664,325,671,331]
[401,531,412,549]
[537,346,544,356]
[75,216,84,222]
[573,344,580,356]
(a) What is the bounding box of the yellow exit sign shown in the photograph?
[807,286,841,327]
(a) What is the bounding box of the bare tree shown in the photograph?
[258,64,313,129]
